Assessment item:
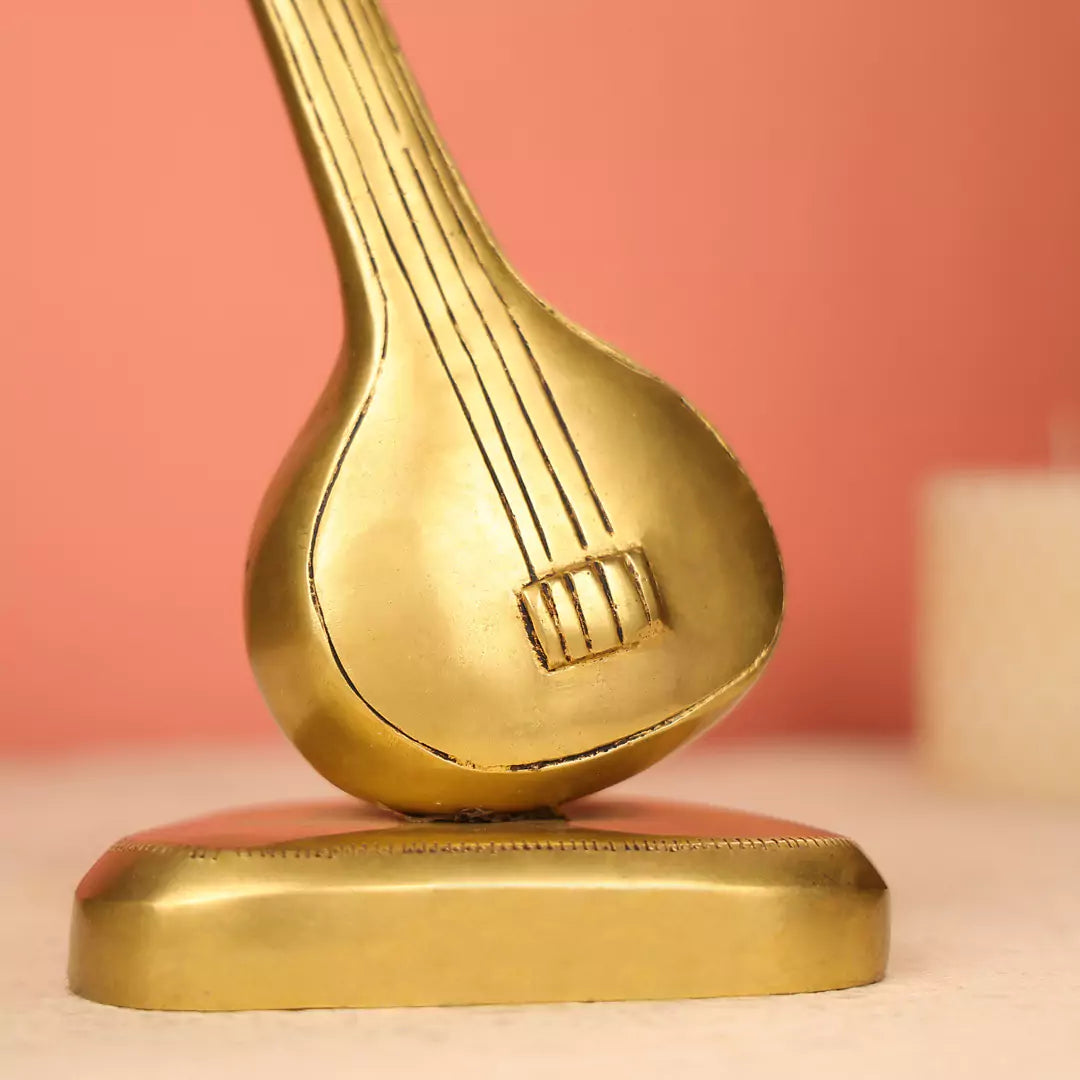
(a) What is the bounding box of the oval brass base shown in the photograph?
[69,798,888,1010]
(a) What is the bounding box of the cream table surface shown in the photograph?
[1,738,1078,1080]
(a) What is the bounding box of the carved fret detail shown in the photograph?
[519,549,663,670]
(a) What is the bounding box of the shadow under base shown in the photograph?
[69,797,888,1010]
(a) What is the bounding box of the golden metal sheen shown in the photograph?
[69,798,887,1010]
[244,0,784,815]
[68,1,889,1012]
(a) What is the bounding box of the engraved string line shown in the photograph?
[314,0,555,564]
[344,0,589,549]
[289,0,615,572]
[333,0,591,555]
[266,0,490,768]
[275,0,538,579]
[266,0,633,770]
[355,0,614,538]
[280,0,665,678]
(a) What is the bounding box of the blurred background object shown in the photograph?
[919,469,1080,802]
[3,0,1079,753]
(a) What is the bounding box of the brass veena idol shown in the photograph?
[68,0,888,1010]
[244,0,784,815]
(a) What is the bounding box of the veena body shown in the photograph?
[246,0,784,813]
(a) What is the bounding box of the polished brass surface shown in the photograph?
[67,1,885,1012]
[244,0,784,813]
[69,798,887,1010]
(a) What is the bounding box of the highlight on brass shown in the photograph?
[244,0,784,813]
[68,799,888,1010]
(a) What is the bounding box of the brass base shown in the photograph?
[69,798,888,1010]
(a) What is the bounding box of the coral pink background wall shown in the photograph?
[3,1,1078,753]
